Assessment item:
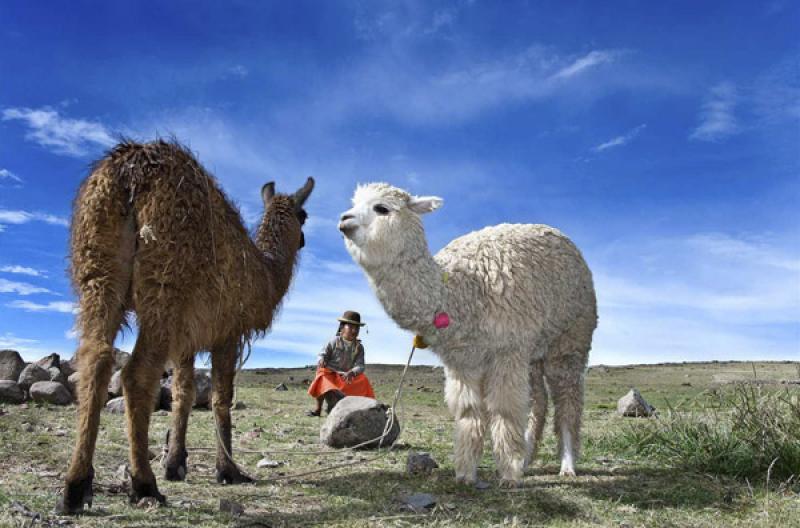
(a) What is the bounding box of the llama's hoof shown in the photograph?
[216,466,254,485]
[56,467,94,515]
[128,476,166,506]
[164,449,188,481]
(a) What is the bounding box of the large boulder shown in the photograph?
[48,366,67,385]
[194,371,212,408]
[617,388,655,417]
[60,357,78,378]
[0,380,25,403]
[35,353,60,371]
[18,364,50,390]
[29,381,73,405]
[67,372,81,395]
[158,381,172,411]
[0,350,25,381]
[108,370,124,398]
[113,349,131,371]
[320,396,400,449]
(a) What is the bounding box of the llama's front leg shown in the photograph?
[122,331,167,504]
[486,363,529,487]
[445,374,485,485]
[164,357,194,481]
[211,341,253,484]
[545,354,585,477]
[58,339,116,514]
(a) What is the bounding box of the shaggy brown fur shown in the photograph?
[58,140,313,514]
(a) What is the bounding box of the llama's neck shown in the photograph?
[363,243,447,338]
[255,224,298,300]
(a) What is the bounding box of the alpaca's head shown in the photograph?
[339,183,442,266]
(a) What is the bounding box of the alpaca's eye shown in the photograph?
[373,204,390,216]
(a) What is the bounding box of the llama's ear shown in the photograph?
[293,177,315,208]
[262,182,276,207]
[408,195,443,215]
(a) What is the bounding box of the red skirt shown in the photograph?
[307,367,375,399]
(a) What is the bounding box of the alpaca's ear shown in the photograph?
[262,182,276,207]
[408,195,443,215]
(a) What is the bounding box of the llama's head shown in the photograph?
[339,183,442,266]
[260,177,315,250]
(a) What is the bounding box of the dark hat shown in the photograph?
[337,310,365,326]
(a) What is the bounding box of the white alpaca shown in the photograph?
[339,183,597,486]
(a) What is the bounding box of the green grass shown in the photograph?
[1,361,798,527]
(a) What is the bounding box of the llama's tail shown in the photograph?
[524,359,548,469]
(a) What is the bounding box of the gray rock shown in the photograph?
[219,498,244,516]
[29,381,73,405]
[320,396,400,449]
[406,451,439,475]
[0,380,25,403]
[0,350,26,382]
[194,371,211,408]
[113,349,131,370]
[48,367,66,385]
[275,383,288,391]
[158,380,172,411]
[35,353,60,371]
[60,357,77,378]
[108,370,124,398]
[67,372,80,395]
[18,364,50,390]
[106,396,126,414]
[234,400,247,410]
[402,493,437,511]
[256,458,282,468]
[617,388,655,417]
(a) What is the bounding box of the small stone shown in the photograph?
[617,388,655,417]
[234,401,247,410]
[256,458,282,468]
[275,383,288,391]
[406,451,439,475]
[219,498,244,516]
[22,422,34,432]
[106,396,126,414]
[475,480,491,490]
[402,493,436,511]
[54,429,67,437]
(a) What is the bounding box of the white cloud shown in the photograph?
[550,50,618,80]
[2,106,115,156]
[0,278,52,295]
[6,300,77,313]
[0,168,22,183]
[592,124,647,152]
[0,265,47,277]
[690,82,741,142]
[0,209,69,229]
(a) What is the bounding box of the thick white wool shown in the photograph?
[340,183,597,484]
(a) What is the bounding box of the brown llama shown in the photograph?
[57,140,314,514]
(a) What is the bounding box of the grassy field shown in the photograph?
[1,361,798,527]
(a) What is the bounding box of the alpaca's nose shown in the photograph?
[338,213,357,236]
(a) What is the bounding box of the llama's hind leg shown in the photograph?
[485,362,529,486]
[122,329,167,504]
[58,337,118,514]
[524,359,548,470]
[445,373,485,485]
[544,351,586,477]
[164,356,194,481]
[211,340,253,484]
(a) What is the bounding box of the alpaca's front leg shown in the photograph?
[211,341,253,484]
[445,374,485,484]
[164,357,194,481]
[486,363,529,486]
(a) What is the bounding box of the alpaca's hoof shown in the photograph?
[56,467,94,515]
[216,466,254,485]
[559,468,577,477]
[164,449,188,481]
[128,476,166,506]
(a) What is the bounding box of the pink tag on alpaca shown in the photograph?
[434,312,450,329]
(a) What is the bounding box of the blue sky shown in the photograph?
[1,1,798,367]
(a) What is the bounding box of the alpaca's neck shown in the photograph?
[363,243,447,337]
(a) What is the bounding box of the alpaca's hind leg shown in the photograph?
[164,356,194,481]
[486,362,529,486]
[544,352,586,477]
[445,373,485,484]
[122,329,167,504]
[212,340,253,484]
[524,359,548,469]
